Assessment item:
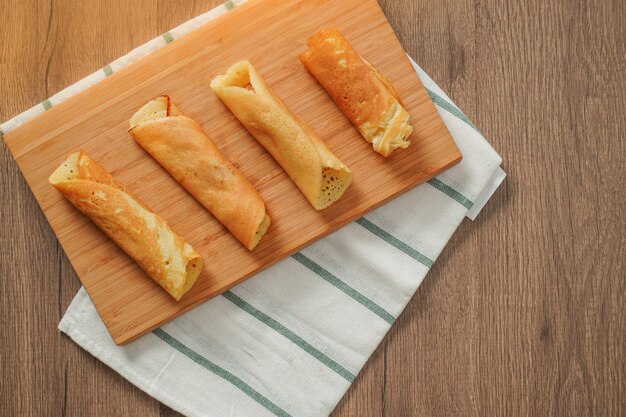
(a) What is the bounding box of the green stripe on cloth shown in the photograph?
[355,218,434,268]
[427,178,473,209]
[153,328,293,417]
[426,88,478,132]
[224,0,236,10]
[42,99,53,110]
[222,290,356,382]
[162,32,175,44]
[102,65,113,77]
[291,252,395,324]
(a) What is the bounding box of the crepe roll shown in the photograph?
[211,60,352,210]
[49,151,203,301]
[299,29,413,157]
[128,96,270,250]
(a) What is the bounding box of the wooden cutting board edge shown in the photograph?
[2,0,463,345]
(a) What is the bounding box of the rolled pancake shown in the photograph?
[210,60,352,211]
[299,29,413,157]
[49,151,203,301]
[128,96,270,250]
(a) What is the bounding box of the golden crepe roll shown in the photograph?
[49,151,203,301]
[128,96,270,250]
[299,29,413,157]
[210,60,352,211]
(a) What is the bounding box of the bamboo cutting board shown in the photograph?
[3,0,461,345]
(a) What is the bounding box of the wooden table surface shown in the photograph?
[1,0,624,415]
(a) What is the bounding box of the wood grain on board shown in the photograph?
[2,0,461,345]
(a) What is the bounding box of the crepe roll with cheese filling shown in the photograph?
[129,96,270,250]
[49,151,203,301]
[210,60,352,210]
[299,29,413,157]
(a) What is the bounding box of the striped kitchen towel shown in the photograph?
[2,1,505,416]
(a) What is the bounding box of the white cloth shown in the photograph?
[2,1,504,416]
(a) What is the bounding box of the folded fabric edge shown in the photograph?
[406,56,505,219]
[466,167,506,220]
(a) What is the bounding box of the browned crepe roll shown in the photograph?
[128,96,270,250]
[299,28,413,157]
[210,60,352,211]
[49,151,203,301]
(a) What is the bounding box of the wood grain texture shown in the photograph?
[1,0,624,415]
[3,0,461,345]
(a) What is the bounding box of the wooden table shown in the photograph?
[1,0,624,415]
